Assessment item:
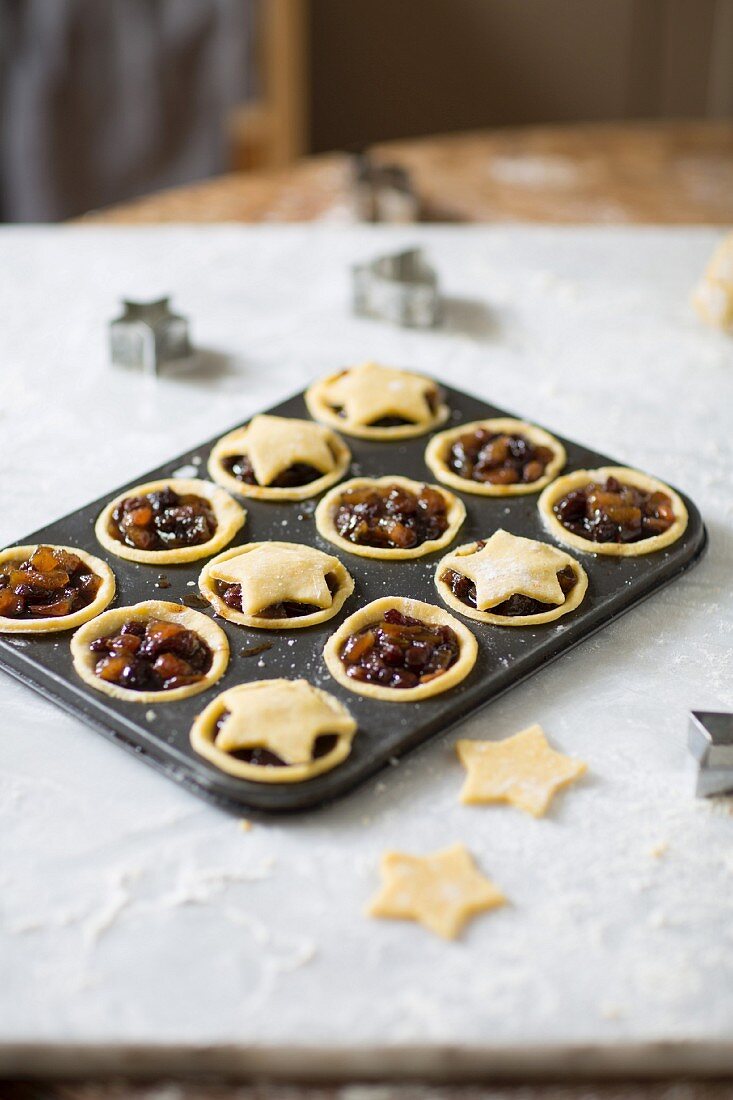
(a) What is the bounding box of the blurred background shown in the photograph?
[1,0,733,223]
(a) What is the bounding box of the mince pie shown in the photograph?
[436,529,588,626]
[71,600,229,702]
[0,544,115,634]
[324,596,477,701]
[315,475,465,560]
[305,361,449,440]
[95,478,244,565]
[425,417,566,496]
[199,542,354,629]
[190,679,357,783]
[539,466,688,556]
[208,415,350,501]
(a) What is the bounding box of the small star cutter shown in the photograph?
[456,723,587,816]
[367,842,506,940]
[109,297,192,375]
[688,711,733,797]
[352,248,440,328]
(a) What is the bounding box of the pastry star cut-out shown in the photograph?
[443,529,571,610]
[224,415,336,487]
[367,842,506,940]
[209,544,335,616]
[214,679,355,765]
[457,724,587,816]
[326,362,435,427]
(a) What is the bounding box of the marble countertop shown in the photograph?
[0,226,731,1077]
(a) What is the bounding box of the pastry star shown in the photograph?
[367,842,506,940]
[326,362,434,427]
[457,724,587,816]
[443,529,570,610]
[215,679,355,764]
[210,544,334,616]
[224,415,335,487]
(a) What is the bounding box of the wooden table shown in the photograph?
[32,121,731,1100]
[82,121,733,225]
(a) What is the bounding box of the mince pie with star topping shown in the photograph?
[305,361,449,440]
[190,679,357,783]
[539,466,688,556]
[315,475,465,560]
[71,600,229,703]
[208,414,351,502]
[199,541,354,629]
[425,417,566,496]
[95,478,244,565]
[324,596,477,701]
[436,529,588,626]
[0,544,115,633]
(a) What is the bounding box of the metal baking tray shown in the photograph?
[0,384,707,814]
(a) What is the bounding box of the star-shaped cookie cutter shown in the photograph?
[689,711,733,797]
[109,297,192,375]
[352,248,441,328]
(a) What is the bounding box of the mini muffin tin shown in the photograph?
[0,385,707,814]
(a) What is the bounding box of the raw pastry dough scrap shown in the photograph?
[693,232,733,331]
[457,724,586,816]
[368,842,506,940]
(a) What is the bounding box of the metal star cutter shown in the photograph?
[688,711,733,797]
[352,248,441,328]
[110,297,192,375]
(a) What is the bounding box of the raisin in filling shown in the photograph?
[333,483,449,551]
[213,712,338,766]
[553,476,676,544]
[216,571,340,618]
[223,454,327,488]
[330,381,441,427]
[0,545,102,620]
[447,429,554,486]
[339,607,460,690]
[89,618,213,692]
[109,487,217,552]
[442,564,577,617]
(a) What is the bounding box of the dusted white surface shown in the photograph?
[0,226,732,1053]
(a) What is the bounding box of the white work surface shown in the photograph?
[1,226,732,1079]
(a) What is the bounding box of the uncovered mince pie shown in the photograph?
[190,679,357,783]
[71,600,229,702]
[199,541,354,629]
[425,417,566,496]
[324,596,478,701]
[0,544,115,633]
[95,478,245,565]
[315,475,465,560]
[539,466,688,556]
[436,529,588,626]
[305,361,449,440]
[207,414,351,501]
